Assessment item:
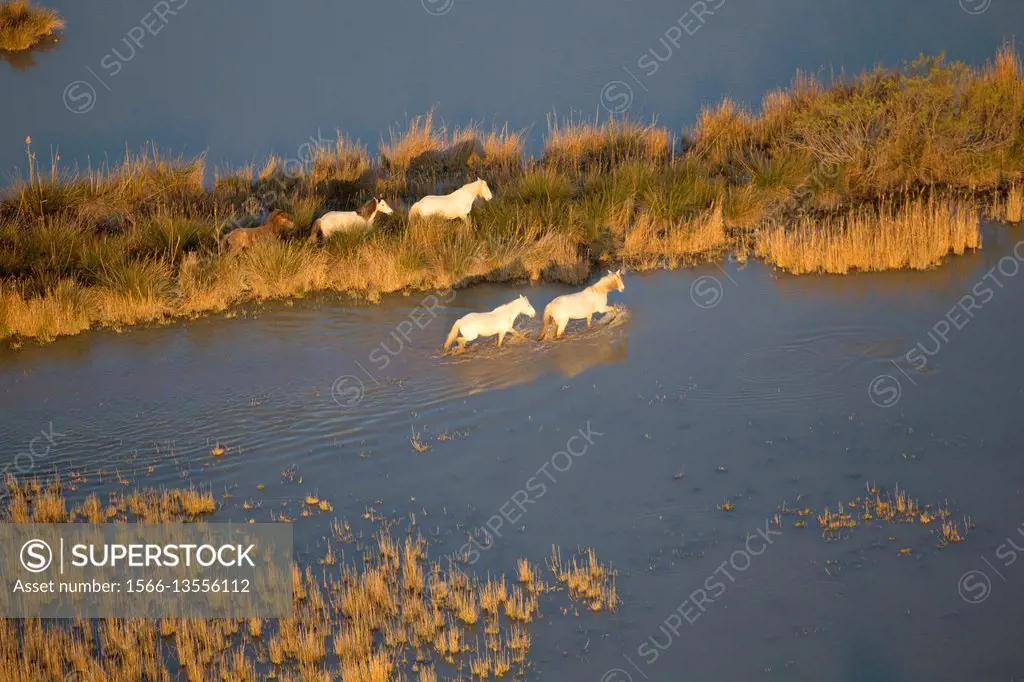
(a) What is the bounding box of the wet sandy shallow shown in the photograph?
[2,224,1024,680]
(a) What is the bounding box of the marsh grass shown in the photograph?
[548,546,618,612]
[1,473,622,679]
[988,183,1024,223]
[2,474,217,523]
[792,483,972,546]
[3,47,1023,345]
[0,0,62,52]
[623,203,728,269]
[0,278,92,341]
[755,195,980,274]
[543,116,673,174]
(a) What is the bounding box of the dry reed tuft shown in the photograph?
[989,183,1023,223]
[689,98,751,166]
[0,0,63,52]
[755,196,980,274]
[548,546,618,612]
[0,477,624,679]
[543,116,672,173]
[793,484,973,547]
[623,203,727,269]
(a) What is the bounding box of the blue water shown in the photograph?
[1,0,1020,179]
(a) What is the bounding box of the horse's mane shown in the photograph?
[356,198,377,219]
[495,296,526,312]
[589,273,620,294]
[264,210,293,230]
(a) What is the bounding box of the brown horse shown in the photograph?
[222,210,296,253]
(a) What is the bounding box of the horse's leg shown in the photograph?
[497,331,505,347]
[586,314,592,328]
[556,318,568,339]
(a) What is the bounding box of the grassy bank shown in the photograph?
[2,47,1023,346]
[0,0,62,52]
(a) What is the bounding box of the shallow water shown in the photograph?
[3,224,1024,679]
[1,0,1022,177]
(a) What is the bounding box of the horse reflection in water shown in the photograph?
[441,316,628,396]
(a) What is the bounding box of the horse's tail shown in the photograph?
[540,308,552,340]
[308,219,321,243]
[443,321,460,351]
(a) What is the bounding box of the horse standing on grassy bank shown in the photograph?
[308,197,394,241]
[444,295,536,351]
[540,270,625,339]
[409,179,493,224]
[221,210,295,253]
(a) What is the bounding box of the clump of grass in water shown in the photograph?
[0,0,63,52]
[548,546,618,612]
[988,183,1024,223]
[409,426,431,453]
[0,278,92,342]
[2,474,217,523]
[795,484,973,546]
[755,195,981,274]
[1,477,622,679]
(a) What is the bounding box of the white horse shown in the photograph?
[409,179,493,224]
[540,270,625,340]
[309,197,393,241]
[444,295,536,351]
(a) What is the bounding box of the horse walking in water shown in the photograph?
[540,270,625,340]
[409,179,493,224]
[444,295,536,351]
[308,197,393,242]
[222,210,296,253]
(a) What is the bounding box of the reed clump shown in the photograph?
[543,116,673,173]
[0,475,622,679]
[3,46,1023,346]
[755,195,980,274]
[548,546,618,612]
[0,0,63,52]
[988,183,1024,223]
[796,484,972,547]
[2,474,217,523]
[623,203,728,269]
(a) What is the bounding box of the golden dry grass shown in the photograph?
[791,483,972,547]
[2,474,217,524]
[543,116,672,172]
[380,111,448,178]
[0,0,63,52]
[755,196,980,274]
[622,203,728,269]
[548,546,618,612]
[689,98,752,166]
[989,183,1023,223]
